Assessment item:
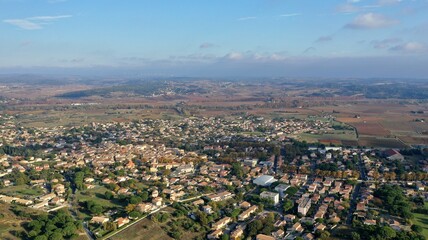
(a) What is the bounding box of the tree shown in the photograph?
[247,219,263,237]
[221,233,230,240]
[379,226,396,239]
[351,232,361,240]
[412,224,423,233]
[283,199,294,213]
[104,191,113,200]
[34,236,48,240]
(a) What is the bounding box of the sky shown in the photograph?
[1,0,428,78]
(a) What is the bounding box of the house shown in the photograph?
[384,149,404,161]
[256,234,275,240]
[137,203,153,213]
[14,198,33,206]
[238,205,258,221]
[315,223,326,232]
[152,197,163,207]
[116,217,130,228]
[290,222,304,233]
[284,214,296,222]
[208,229,223,239]
[212,217,232,230]
[364,219,377,225]
[207,191,233,202]
[203,205,213,214]
[38,193,56,202]
[260,191,279,205]
[239,201,251,209]
[303,233,315,240]
[272,229,285,239]
[193,199,205,206]
[298,198,311,216]
[90,216,109,225]
[231,227,244,240]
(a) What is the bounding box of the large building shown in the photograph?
[298,198,312,216]
[253,175,277,186]
[260,191,279,205]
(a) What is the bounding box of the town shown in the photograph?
[0,112,427,240]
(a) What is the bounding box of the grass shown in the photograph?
[110,218,173,240]
[0,185,45,198]
[0,203,43,240]
[74,186,124,220]
[412,203,428,239]
[75,186,122,207]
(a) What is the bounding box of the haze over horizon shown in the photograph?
[1,0,428,78]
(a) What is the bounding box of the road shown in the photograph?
[67,199,95,240]
[345,153,366,225]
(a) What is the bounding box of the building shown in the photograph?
[260,191,279,205]
[274,184,290,197]
[256,234,275,240]
[298,198,311,216]
[212,217,232,230]
[238,205,258,221]
[231,228,244,240]
[384,149,404,161]
[207,191,234,202]
[90,216,109,225]
[208,229,223,239]
[253,175,277,186]
[116,217,130,228]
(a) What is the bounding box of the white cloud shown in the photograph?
[3,15,72,30]
[3,19,42,30]
[378,0,402,6]
[237,17,257,21]
[345,13,398,29]
[29,15,72,21]
[337,3,361,13]
[199,43,216,49]
[390,42,426,52]
[279,13,301,17]
[371,38,402,49]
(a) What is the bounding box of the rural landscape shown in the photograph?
[1,0,428,239]
[0,76,427,240]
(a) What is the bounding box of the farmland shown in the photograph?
[1,78,428,148]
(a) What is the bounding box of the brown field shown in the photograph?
[358,137,408,148]
[351,122,391,136]
[110,218,173,240]
[3,81,428,148]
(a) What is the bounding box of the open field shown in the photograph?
[0,185,45,198]
[2,79,428,147]
[0,203,41,240]
[110,218,173,240]
[412,203,428,239]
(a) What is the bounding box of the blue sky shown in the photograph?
[1,0,428,78]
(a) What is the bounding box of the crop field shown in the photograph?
[358,137,408,148]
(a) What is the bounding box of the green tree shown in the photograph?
[411,224,423,233]
[283,199,294,213]
[104,191,114,200]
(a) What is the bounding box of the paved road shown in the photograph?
[346,153,366,225]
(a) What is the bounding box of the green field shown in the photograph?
[0,185,45,198]
[74,186,124,220]
[413,203,428,239]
